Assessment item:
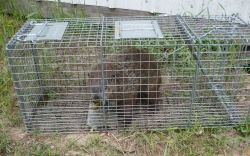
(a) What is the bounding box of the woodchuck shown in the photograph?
[87,48,161,126]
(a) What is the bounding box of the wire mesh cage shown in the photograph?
[6,14,250,133]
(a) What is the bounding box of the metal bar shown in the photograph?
[121,28,154,31]
[175,15,199,128]
[100,16,107,131]
[233,13,250,29]
[30,43,44,128]
[247,106,250,120]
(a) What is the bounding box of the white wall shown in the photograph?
[45,0,250,23]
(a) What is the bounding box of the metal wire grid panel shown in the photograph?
[6,15,250,133]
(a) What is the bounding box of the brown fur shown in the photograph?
[88,48,161,125]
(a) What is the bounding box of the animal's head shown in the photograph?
[87,70,116,110]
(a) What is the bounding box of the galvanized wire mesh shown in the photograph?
[6,15,250,133]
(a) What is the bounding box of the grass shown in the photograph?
[0,0,250,155]
[0,127,249,155]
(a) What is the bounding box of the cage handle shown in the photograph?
[31,21,49,42]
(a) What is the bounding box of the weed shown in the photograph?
[87,134,103,145]
[236,118,250,137]
[14,141,62,155]
[0,130,13,154]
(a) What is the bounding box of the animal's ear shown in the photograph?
[110,74,116,82]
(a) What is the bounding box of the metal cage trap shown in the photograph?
[6,14,250,133]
